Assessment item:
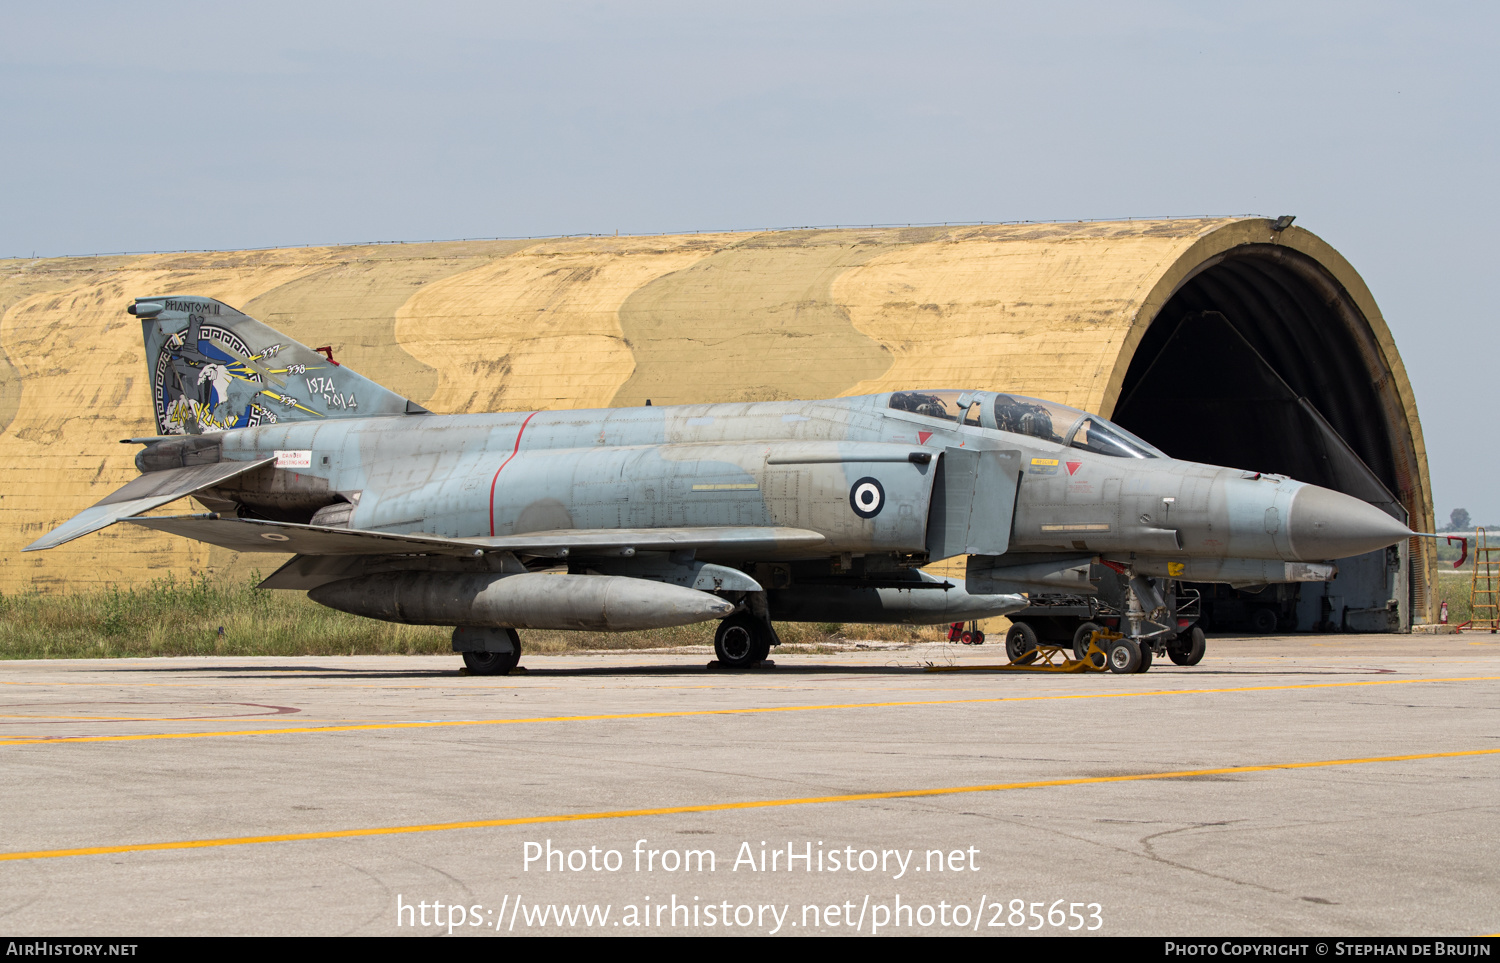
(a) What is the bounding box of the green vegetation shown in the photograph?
[0,574,942,660]
[1434,569,1492,627]
[1431,530,1498,626]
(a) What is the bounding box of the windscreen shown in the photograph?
[891,389,1163,457]
[1068,417,1163,458]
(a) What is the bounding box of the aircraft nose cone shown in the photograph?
[1286,485,1411,560]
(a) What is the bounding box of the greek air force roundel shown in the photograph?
[849,477,885,519]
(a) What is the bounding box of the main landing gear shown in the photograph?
[713,612,773,669]
[454,626,522,675]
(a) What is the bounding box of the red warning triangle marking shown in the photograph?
[1066,461,1082,475]
[917,431,932,445]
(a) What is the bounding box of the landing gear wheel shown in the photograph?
[1250,607,1279,634]
[1073,621,1102,662]
[1005,622,1039,664]
[714,613,771,669]
[1136,643,1153,673]
[459,627,522,676]
[1168,626,1206,666]
[1108,638,1142,674]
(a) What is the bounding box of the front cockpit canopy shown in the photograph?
[887,389,1163,459]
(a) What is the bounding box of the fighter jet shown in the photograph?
[26,297,1414,674]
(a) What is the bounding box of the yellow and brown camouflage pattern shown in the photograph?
[0,218,1433,599]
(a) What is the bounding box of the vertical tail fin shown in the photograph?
[132,295,426,435]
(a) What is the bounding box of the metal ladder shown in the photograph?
[1461,527,1499,633]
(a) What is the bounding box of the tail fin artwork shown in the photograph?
[134,295,426,435]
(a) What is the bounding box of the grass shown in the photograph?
[1433,570,1498,628]
[0,575,945,660]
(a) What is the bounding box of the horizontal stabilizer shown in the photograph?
[121,514,829,558]
[23,458,274,552]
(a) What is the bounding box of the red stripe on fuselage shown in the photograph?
[488,411,539,537]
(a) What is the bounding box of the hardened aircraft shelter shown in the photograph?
[0,217,1434,628]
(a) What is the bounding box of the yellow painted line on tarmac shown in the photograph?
[2,675,1498,748]
[4,746,1497,863]
[0,713,291,723]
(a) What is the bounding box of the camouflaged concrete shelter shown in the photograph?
[0,217,1435,617]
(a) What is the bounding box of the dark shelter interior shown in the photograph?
[1110,244,1416,632]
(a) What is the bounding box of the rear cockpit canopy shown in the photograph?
[887,389,1163,459]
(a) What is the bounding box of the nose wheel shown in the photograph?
[1167,626,1207,665]
[1107,638,1143,673]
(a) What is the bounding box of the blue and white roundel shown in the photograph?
[849,477,885,519]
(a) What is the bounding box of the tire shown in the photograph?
[1250,607,1279,635]
[461,628,521,675]
[1005,622,1039,664]
[971,629,986,646]
[1108,639,1142,674]
[1136,643,1153,673]
[1168,626,1206,666]
[1072,621,1102,662]
[714,613,770,668]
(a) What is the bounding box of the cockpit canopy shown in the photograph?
[887,389,1164,459]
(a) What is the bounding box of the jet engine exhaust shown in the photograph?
[308,572,736,631]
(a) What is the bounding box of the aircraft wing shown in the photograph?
[23,458,275,552]
[121,514,829,558]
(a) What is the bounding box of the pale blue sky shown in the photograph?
[3,2,1496,522]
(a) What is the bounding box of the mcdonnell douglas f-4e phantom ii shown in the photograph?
[27,296,1415,674]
